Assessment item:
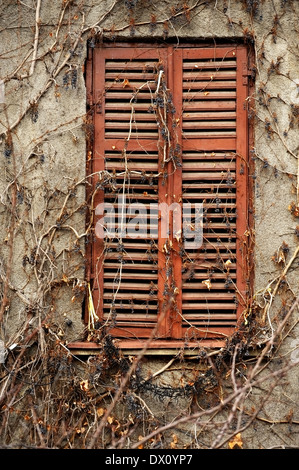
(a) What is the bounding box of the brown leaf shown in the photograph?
[202,279,212,290]
[122,78,130,88]
[170,433,178,449]
[97,407,105,417]
[79,379,89,392]
[138,435,144,449]
[228,433,243,449]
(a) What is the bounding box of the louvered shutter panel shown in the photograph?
[91,45,248,348]
[171,46,248,342]
[92,47,169,340]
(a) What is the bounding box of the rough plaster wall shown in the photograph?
[0,2,88,339]
[0,0,298,449]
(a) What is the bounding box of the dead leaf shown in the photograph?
[113,419,121,431]
[288,202,299,217]
[122,78,130,88]
[138,435,144,449]
[97,407,105,417]
[174,229,181,242]
[76,427,85,434]
[228,432,243,449]
[79,379,89,392]
[170,433,178,449]
[276,248,285,264]
[202,279,212,290]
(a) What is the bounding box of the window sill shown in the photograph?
[67,339,226,356]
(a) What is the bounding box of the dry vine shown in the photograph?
[0,0,298,450]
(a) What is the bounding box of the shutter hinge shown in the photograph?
[95,90,103,114]
[242,63,253,85]
[86,91,93,108]
[85,57,93,108]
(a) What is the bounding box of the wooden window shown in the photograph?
[81,43,250,352]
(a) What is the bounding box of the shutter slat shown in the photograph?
[105,122,159,130]
[183,273,236,280]
[106,113,158,121]
[103,293,158,300]
[105,60,160,70]
[183,80,236,89]
[105,103,154,110]
[182,171,236,180]
[105,131,159,138]
[183,60,237,69]
[183,71,236,79]
[105,91,158,100]
[105,161,159,170]
[104,272,157,279]
[182,292,236,300]
[182,303,237,310]
[103,262,158,270]
[182,131,236,137]
[105,73,158,80]
[183,314,237,320]
[183,101,236,110]
[182,121,236,129]
[183,112,236,120]
[104,282,157,290]
[183,91,236,99]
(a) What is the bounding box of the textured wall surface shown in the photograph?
[0,0,298,450]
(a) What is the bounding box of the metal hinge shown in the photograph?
[242,63,252,85]
[95,90,103,114]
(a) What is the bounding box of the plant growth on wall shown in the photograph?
[0,0,298,449]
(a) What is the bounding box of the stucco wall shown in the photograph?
[0,0,298,449]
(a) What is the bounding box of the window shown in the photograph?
[83,43,250,352]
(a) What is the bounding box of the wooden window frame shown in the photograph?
[68,41,254,355]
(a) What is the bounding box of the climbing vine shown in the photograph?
[0,0,298,450]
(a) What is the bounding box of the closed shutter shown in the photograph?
[89,44,249,349]
[92,47,168,340]
[171,47,249,342]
